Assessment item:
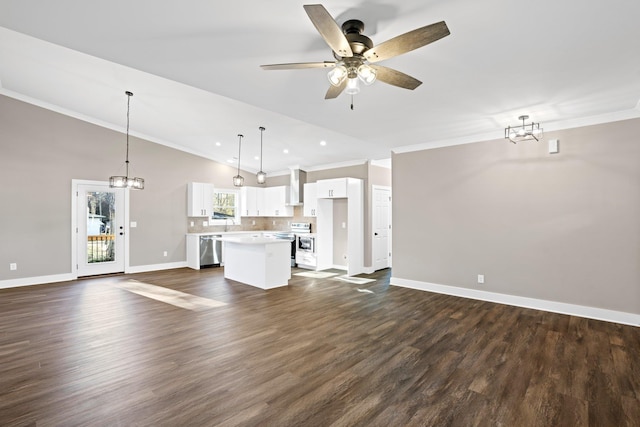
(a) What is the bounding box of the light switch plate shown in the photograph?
[549,139,559,154]
[130,221,137,228]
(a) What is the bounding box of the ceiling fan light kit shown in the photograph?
[260,4,450,102]
[505,115,543,144]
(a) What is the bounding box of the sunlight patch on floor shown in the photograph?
[333,275,376,285]
[114,280,227,311]
[294,271,340,279]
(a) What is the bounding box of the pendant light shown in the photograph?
[233,134,244,187]
[109,91,144,189]
[504,115,543,144]
[256,126,266,184]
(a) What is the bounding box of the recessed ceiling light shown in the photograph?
[227,159,234,163]
[215,141,221,146]
[254,156,260,160]
[320,140,327,146]
[283,149,289,154]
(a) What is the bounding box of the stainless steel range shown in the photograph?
[292,222,317,270]
[274,222,312,268]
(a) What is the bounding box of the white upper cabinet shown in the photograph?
[265,186,293,217]
[303,182,318,217]
[240,186,292,217]
[240,186,258,217]
[316,178,348,198]
[187,182,214,217]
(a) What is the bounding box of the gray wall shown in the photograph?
[0,95,245,280]
[392,118,640,315]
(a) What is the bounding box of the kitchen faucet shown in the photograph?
[224,218,235,232]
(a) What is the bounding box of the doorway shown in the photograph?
[73,180,128,277]
[372,186,391,271]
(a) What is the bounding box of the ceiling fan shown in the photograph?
[260,4,450,100]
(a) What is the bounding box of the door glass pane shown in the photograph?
[86,191,116,263]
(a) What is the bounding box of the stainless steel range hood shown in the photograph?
[288,168,306,206]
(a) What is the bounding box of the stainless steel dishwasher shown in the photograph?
[199,235,222,268]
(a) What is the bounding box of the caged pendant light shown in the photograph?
[256,126,267,184]
[504,115,543,144]
[233,134,244,187]
[109,91,144,189]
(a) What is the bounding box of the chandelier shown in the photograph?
[505,115,543,144]
[109,91,144,189]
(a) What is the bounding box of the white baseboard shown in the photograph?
[0,262,189,290]
[126,261,188,274]
[391,277,640,328]
[0,273,75,290]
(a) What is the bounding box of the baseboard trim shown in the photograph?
[0,262,189,290]
[0,273,75,290]
[126,261,188,274]
[391,277,640,327]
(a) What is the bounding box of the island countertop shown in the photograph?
[217,236,291,245]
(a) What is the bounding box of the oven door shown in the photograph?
[297,235,315,253]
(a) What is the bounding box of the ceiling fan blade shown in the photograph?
[364,21,450,63]
[303,4,353,58]
[370,65,422,90]
[325,79,347,99]
[261,61,335,70]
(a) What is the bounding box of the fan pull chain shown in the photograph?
[350,94,354,110]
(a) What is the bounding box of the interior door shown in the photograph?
[76,183,126,276]
[373,186,391,271]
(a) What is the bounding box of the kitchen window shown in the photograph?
[211,188,240,225]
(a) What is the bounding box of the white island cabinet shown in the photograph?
[219,236,291,289]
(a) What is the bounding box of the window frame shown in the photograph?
[210,188,241,225]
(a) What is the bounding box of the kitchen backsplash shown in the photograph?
[187,206,316,233]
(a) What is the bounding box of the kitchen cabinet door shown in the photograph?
[188,182,214,217]
[303,182,318,217]
[316,178,348,198]
[241,186,257,217]
[265,186,293,217]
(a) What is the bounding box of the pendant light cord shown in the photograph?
[125,91,133,178]
[259,126,265,171]
[237,134,243,175]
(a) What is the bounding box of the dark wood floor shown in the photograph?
[0,267,638,426]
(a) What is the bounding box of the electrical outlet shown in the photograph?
[203,221,208,227]
[190,221,194,227]
[273,220,276,225]
[477,274,485,284]
[252,220,255,225]
[163,251,168,257]
[10,263,17,271]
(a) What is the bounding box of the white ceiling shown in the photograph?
[1,0,640,175]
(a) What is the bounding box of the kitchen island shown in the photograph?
[218,236,291,290]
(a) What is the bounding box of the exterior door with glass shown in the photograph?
[76,183,126,276]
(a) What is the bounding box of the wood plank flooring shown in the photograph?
[0,267,638,426]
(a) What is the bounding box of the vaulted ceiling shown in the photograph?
[1,0,639,174]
